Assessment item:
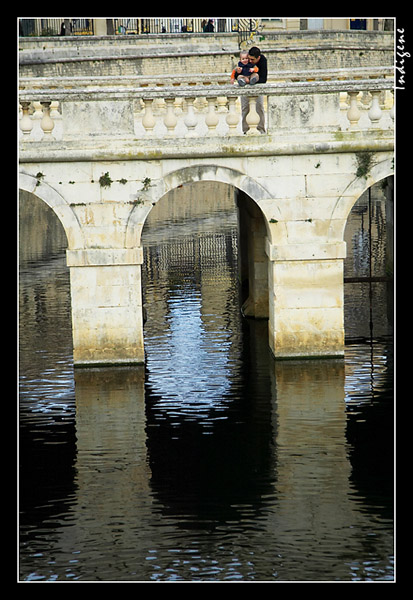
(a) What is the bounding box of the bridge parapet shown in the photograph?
[19,77,394,154]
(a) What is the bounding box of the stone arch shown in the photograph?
[162,164,273,202]
[329,155,394,243]
[19,171,84,249]
[125,163,273,248]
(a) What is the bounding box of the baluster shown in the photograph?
[225,96,240,135]
[217,96,227,113]
[154,98,165,116]
[142,98,156,133]
[196,97,208,113]
[40,101,55,139]
[175,97,184,115]
[184,97,198,137]
[246,96,260,135]
[360,91,371,109]
[368,90,383,127]
[339,92,348,111]
[32,101,43,120]
[390,89,395,123]
[19,101,33,136]
[163,97,177,134]
[205,97,219,134]
[346,91,361,129]
[50,101,60,119]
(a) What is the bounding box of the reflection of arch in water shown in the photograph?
[144,282,235,419]
[141,182,241,419]
[140,179,276,523]
[144,316,277,528]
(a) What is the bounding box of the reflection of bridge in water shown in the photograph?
[19,175,394,580]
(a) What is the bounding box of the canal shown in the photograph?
[18,180,394,582]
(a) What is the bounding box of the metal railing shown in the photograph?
[112,18,250,34]
[18,17,257,37]
[19,18,94,36]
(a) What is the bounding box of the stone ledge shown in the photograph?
[266,239,346,261]
[19,133,395,163]
[66,247,143,266]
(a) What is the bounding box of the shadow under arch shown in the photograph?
[19,171,84,250]
[125,163,275,249]
[342,172,394,341]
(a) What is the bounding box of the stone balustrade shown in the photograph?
[19,78,394,143]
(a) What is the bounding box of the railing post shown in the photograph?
[142,98,156,134]
[225,96,240,135]
[246,96,260,135]
[50,101,60,120]
[19,101,33,136]
[163,97,177,134]
[40,101,55,139]
[368,90,383,127]
[346,92,361,129]
[32,102,43,120]
[205,97,219,134]
[184,97,198,137]
[217,96,228,113]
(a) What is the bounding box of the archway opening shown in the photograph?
[19,189,76,525]
[342,176,394,524]
[19,189,73,369]
[140,180,269,417]
[343,175,394,343]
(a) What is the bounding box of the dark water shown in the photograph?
[18,183,394,582]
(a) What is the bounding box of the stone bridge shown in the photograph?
[19,74,394,365]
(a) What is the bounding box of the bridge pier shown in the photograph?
[66,248,145,366]
[236,190,269,319]
[266,241,346,359]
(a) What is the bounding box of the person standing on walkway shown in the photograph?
[241,46,268,133]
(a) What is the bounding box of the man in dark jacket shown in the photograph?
[241,46,267,133]
[248,46,268,83]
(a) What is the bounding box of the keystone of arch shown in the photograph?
[19,171,85,249]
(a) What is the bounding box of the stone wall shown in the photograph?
[19,31,394,78]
